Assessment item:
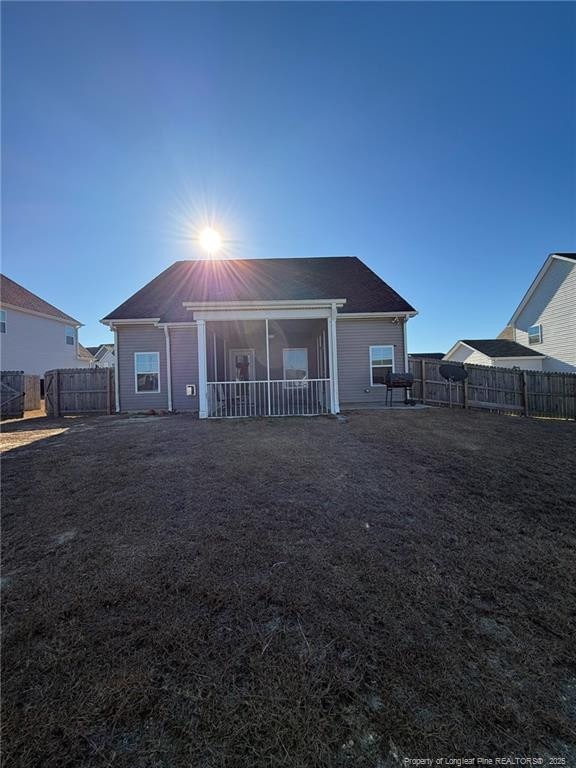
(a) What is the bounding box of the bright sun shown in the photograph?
[199,227,222,255]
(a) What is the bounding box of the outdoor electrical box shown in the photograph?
[186,384,196,397]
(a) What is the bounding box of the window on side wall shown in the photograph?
[283,348,309,387]
[370,345,394,385]
[65,326,75,345]
[528,325,542,345]
[135,352,160,393]
[0,310,6,334]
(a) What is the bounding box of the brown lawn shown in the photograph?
[1,409,575,767]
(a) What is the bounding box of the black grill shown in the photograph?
[384,372,414,406]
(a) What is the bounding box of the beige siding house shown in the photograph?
[503,253,576,372]
[0,274,91,377]
[444,253,575,373]
[102,257,416,417]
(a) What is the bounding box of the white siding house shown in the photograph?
[0,274,90,376]
[503,254,576,372]
[444,340,545,370]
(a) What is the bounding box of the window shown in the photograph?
[65,326,75,345]
[283,348,308,386]
[370,345,395,385]
[0,310,6,334]
[528,324,542,345]
[135,352,160,393]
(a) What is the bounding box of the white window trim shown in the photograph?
[65,325,75,345]
[134,351,161,394]
[0,309,6,334]
[369,344,395,386]
[283,347,309,387]
[528,324,542,345]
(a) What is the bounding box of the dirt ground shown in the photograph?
[2,409,575,767]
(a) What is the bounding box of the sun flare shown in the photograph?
[199,227,222,255]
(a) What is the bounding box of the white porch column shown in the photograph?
[265,318,271,416]
[328,303,340,414]
[197,319,208,418]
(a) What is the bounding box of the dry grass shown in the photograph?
[2,409,576,766]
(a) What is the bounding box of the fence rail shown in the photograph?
[45,368,115,417]
[207,379,331,418]
[409,358,576,420]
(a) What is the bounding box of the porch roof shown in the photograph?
[102,257,416,323]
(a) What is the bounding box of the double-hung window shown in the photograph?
[283,348,308,387]
[528,324,542,345]
[0,310,6,334]
[370,345,394,385]
[135,352,160,393]
[65,325,75,345]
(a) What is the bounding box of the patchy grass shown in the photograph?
[1,409,575,767]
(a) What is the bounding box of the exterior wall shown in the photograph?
[0,306,89,376]
[94,348,115,368]
[170,326,199,411]
[444,345,491,365]
[336,317,406,404]
[495,357,544,371]
[514,258,576,372]
[116,324,169,411]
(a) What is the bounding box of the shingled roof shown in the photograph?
[0,274,80,325]
[461,340,545,358]
[102,257,416,323]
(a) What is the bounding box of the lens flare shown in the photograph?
[199,227,222,255]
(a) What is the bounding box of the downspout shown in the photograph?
[329,302,340,414]
[113,325,120,412]
[197,320,208,418]
[164,325,173,412]
[403,317,409,373]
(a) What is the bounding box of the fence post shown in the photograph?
[421,360,427,404]
[463,370,468,409]
[522,371,528,417]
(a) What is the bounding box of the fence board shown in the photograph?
[44,368,115,417]
[23,375,41,411]
[409,358,576,420]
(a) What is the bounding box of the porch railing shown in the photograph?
[206,379,331,418]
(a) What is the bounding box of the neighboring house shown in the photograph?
[86,343,115,368]
[499,253,575,372]
[101,257,417,417]
[0,274,91,376]
[443,339,546,371]
[78,344,96,367]
[444,253,575,373]
[408,352,444,360]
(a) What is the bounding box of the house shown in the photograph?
[443,339,546,370]
[86,343,115,368]
[101,257,417,417]
[408,352,444,360]
[499,253,575,372]
[444,253,576,373]
[0,274,91,376]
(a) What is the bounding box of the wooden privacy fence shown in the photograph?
[23,374,41,411]
[45,368,115,417]
[409,358,576,420]
[1,371,25,419]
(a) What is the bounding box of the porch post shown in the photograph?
[265,318,271,416]
[328,303,340,414]
[197,319,208,418]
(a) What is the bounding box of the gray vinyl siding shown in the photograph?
[170,326,199,411]
[514,259,576,372]
[336,317,406,404]
[117,324,168,411]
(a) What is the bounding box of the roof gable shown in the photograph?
[102,257,416,323]
[509,253,576,325]
[0,274,80,325]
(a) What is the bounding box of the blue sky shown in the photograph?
[2,1,574,350]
